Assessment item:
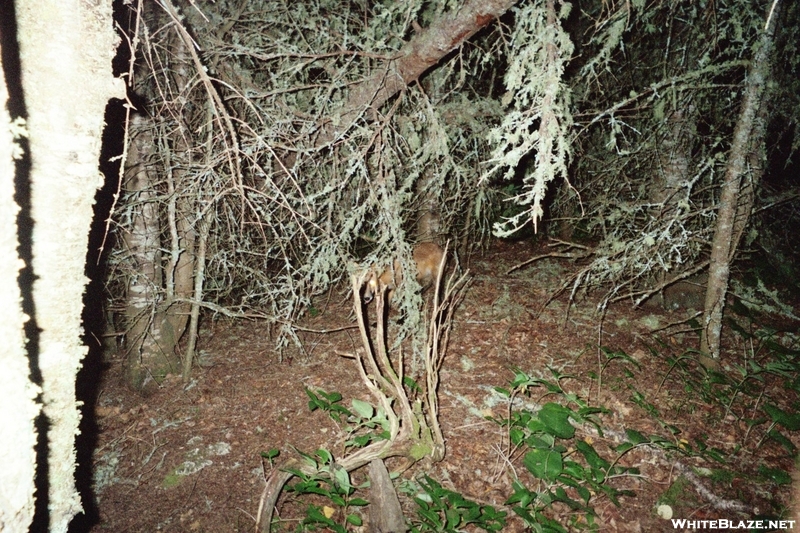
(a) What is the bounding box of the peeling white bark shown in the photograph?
[16,0,122,530]
[0,42,41,533]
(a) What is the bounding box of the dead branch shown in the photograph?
[316,0,519,145]
[505,239,590,274]
[612,260,710,306]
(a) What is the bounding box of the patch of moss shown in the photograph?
[162,473,183,488]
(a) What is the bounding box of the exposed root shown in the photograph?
[254,251,469,532]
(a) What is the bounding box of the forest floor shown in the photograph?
[83,240,800,533]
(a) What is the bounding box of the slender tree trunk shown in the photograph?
[700,1,780,365]
[647,99,698,307]
[652,101,696,209]
[121,27,200,391]
[183,214,210,381]
[16,0,121,529]
[163,36,196,351]
[122,116,182,392]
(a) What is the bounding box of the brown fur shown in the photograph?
[363,242,444,303]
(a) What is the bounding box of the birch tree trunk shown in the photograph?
[0,40,41,533]
[700,1,780,366]
[16,0,121,530]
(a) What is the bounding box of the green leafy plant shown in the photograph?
[587,346,641,393]
[404,475,506,532]
[284,449,368,532]
[273,384,508,532]
[491,371,634,531]
[261,448,280,468]
[305,388,351,421]
[305,388,390,449]
[648,325,800,453]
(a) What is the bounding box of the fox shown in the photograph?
[363,242,444,304]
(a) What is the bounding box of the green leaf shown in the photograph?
[523,449,563,481]
[417,506,441,527]
[320,390,343,403]
[576,440,610,470]
[615,442,635,454]
[332,465,352,494]
[576,485,591,503]
[538,403,575,439]
[349,434,371,448]
[304,505,336,526]
[295,449,319,469]
[404,376,422,392]
[329,404,354,419]
[346,513,363,526]
[445,508,461,529]
[260,448,280,460]
[315,449,333,465]
[699,446,727,464]
[550,486,583,511]
[526,417,548,434]
[505,480,535,507]
[494,386,511,397]
[509,427,525,446]
[763,403,800,431]
[767,429,797,454]
[511,506,537,525]
[758,465,792,485]
[625,429,649,444]
[526,434,556,449]
[351,398,374,419]
[561,461,587,480]
[305,388,323,411]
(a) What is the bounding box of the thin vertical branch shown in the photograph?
[183,212,211,381]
